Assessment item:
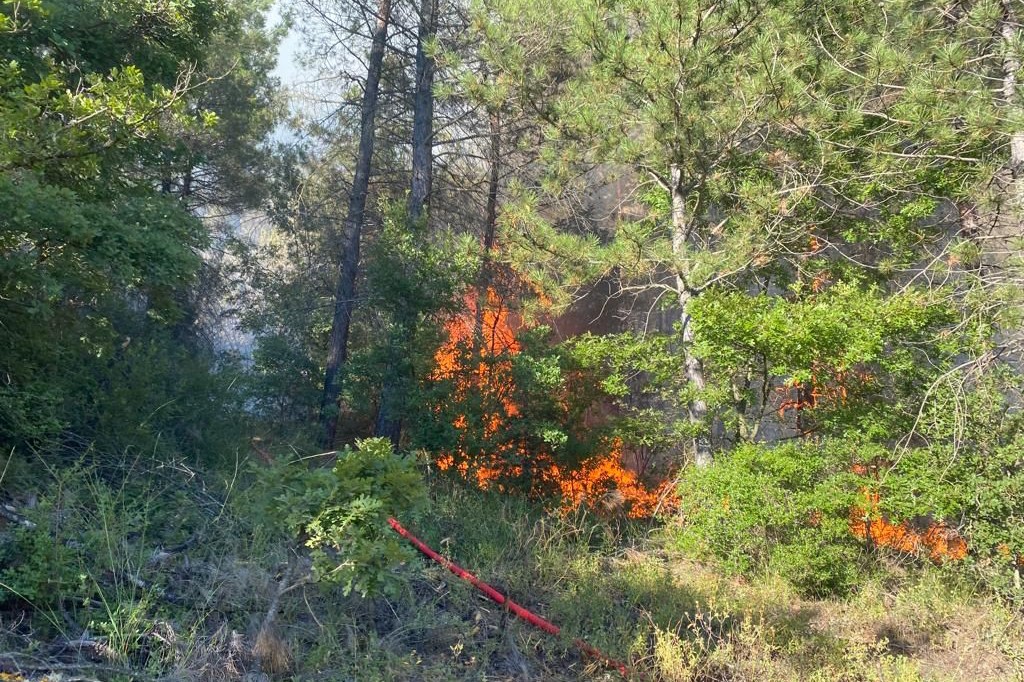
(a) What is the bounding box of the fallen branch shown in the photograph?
[0,653,155,681]
[147,533,200,564]
[0,504,35,529]
[387,517,631,678]
[254,562,295,675]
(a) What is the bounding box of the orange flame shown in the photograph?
[433,286,523,486]
[557,439,677,518]
[848,465,967,563]
[776,362,873,426]
[433,287,675,518]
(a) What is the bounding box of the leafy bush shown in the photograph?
[878,437,1024,600]
[0,465,118,609]
[689,283,959,443]
[262,438,429,598]
[0,511,81,608]
[416,322,691,500]
[673,442,862,597]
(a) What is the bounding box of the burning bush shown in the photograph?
[424,285,676,518]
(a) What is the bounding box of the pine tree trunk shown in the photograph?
[474,108,502,343]
[483,110,501,254]
[1004,0,1024,182]
[374,0,437,446]
[320,0,393,447]
[408,0,437,223]
[992,3,1024,281]
[670,164,712,467]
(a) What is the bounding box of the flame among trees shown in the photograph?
[429,285,677,518]
[425,282,979,568]
[428,286,976,561]
[848,488,968,563]
[778,371,969,563]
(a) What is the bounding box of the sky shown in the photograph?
[269,1,303,90]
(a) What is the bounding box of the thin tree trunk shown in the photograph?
[988,3,1024,275]
[483,110,501,254]
[670,164,712,467]
[321,0,393,447]
[1003,0,1024,183]
[474,108,502,343]
[374,0,438,446]
[408,0,437,223]
[996,12,1023,593]
[181,167,193,199]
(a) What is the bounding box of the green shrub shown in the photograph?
[0,459,194,659]
[0,464,110,610]
[263,438,429,598]
[673,442,862,597]
[0,510,81,607]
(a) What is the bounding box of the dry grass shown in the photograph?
[253,626,291,676]
[3,469,1021,682]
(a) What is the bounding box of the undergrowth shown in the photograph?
[0,446,1021,681]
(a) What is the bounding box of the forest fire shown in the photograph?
[556,439,677,518]
[848,488,968,563]
[776,362,874,434]
[432,286,676,518]
[433,291,970,549]
[777,373,968,562]
[844,463,968,563]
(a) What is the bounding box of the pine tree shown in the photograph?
[479,0,1017,465]
[374,0,440,446]
[481,0,835,464]
[320,0,394,446]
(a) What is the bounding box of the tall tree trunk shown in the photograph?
[990,3,1024,286]
[1003,0,1024,185]
[670,164,712,467]
[483,110,501,254]
[374,0,438,446]
[320,0,393,447]
[473,108,502,344]
[408,0,437,223]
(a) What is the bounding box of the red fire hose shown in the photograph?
[387,517,630,677]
